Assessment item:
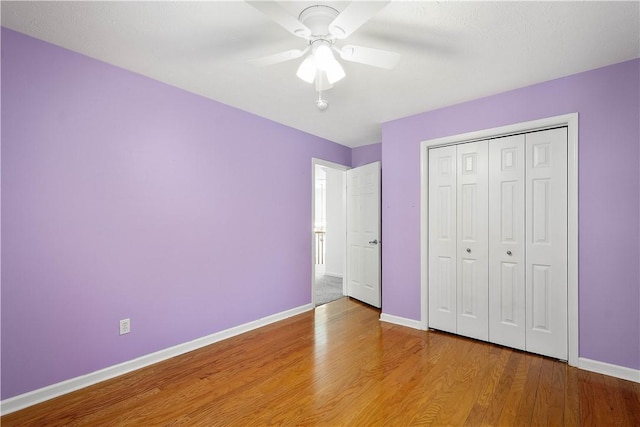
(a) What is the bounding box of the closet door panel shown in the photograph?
[525,128,568,360]
[428,146,457,333]
[488,135,526,350]
[456,141,489,341]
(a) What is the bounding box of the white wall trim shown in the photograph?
[380,313,425,330]
[420,113,579,366]
[379,319,640,384]
[579,358,640,383]
[0,303,314,415]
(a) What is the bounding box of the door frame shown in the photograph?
[419,113,579,366]
[312,158,349,306]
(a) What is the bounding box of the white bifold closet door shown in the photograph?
[456,141,489,341]
[429,127,568,360]
[524,128,568,360]
[428,141,489,340]
[488,134,526,350]
[428,145,457,333]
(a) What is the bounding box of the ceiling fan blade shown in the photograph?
[328,1,390,39]
[250,48,308,67]
[338,45,400,69]
[247,1,311,39]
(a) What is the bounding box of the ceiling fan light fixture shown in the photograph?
[326,59,345,84]
[314,43,335,71]
[296,55,316,83]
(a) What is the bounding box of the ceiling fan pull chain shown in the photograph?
[316,90,328,111]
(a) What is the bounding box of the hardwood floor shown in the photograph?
[3,298,639,426]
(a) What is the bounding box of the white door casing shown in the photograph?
[488,134,526,350]
[525,128,568,359]
[428,146,457,333]
[456,141,489,341]
[346,162,381,308]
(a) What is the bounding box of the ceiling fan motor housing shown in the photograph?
[298,5,339,39]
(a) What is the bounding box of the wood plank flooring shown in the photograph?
[3,298,639,426]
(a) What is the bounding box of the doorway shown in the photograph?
[312,159,347,306]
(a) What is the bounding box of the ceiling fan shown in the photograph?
[248,1,400,109]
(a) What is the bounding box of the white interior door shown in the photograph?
[428,146,457,333]
[525,128,568,359]
[456,141,489,341]
[346,162,381,308]
[489,135,526,350]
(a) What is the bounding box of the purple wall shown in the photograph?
[2,27,638,402]
[351,143,382,167]
[381,59,640,370]
[0,28,351,399]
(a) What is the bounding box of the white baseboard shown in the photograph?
[578,357,640,383]
[379,318,640,384]
[379,313,424,330]
[0,303,314,415]
[323,272,343,279]
[4,305,636,416]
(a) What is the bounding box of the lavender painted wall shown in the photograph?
[1,28,351,399]
[381,59,640,370]
[351,143,382,167]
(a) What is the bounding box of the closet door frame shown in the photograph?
[419,113,578,367]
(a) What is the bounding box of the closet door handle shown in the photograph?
[507,250,512,256]
[466,248,471,253]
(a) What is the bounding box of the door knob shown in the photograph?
[466,248,471,253]
[507,250,512,256]
[369,239,379,245]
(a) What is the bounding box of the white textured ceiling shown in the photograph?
[2,1,639,147]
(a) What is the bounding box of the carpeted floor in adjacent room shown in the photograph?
[315,274,344,306]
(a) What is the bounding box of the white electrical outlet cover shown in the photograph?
[119,318,131,335]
